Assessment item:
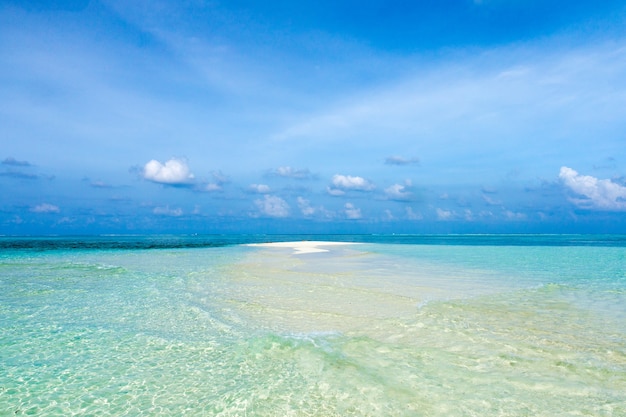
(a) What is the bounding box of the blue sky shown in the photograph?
[1,0,626,234]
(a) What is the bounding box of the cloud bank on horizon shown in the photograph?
[1,0,626,234]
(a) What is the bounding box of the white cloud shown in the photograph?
[385,181,413,201]
[255,195,290,217]
[326,187,345,196]
[504,210,527,220]
[330,174,375,192]
[249,184,271,194]
[406,207,423,220]
[143,158,195,185]
[153,205,183,216]
[270,166,313,179]
[297,196,316,216]
[204,183,222,192]
[436,208,453,220]
[482,194,502,206]
[30,203,60,213]
[559,166,626,210]
[344,203,362,219]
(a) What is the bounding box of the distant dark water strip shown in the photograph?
[2,234,626,252]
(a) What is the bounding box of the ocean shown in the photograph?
[1,234,625,416]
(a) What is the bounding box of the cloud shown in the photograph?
[297,196,316,216]
[249,184,271,193]
[255,195,290,217]
[482,194,502,206]
[559,166,626,210]
[268,166,314,179]
[329,175,375,194]
[406,207,423,220]
[204,183,223,192]
[201,171,230,192]
[504,210,527,220]
[326,187,345,196]
[436,208,453,220]
[344,203,362,219]
[143,158,195,185]
[31,203,60,213]
[153,205,183,216]
[385,181,414,201]
[385,156,420,166]
[90,180,112,188]
[2,157,32,166]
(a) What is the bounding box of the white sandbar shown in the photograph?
[246,241,357,255]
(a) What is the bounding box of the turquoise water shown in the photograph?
[1,235,625,416]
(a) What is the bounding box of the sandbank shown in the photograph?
[247,241,357,255]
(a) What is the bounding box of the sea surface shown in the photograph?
[1,234,625,416]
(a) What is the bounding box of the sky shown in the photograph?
[1,0,626,235]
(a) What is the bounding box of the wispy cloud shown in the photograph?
[254,195,290,217]
[436,208,453,221]
[559,166,626,211]
[268,166,314,179]
[385,156,420,166]
[31,203,60,213]
[153,205,183,216]
[87,179,113,188]
[273,43,626,185]
[297,196,315,216]
[405,207,423,220]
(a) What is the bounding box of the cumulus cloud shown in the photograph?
[385,181,414,201]
[329,174,375,195]
[153,206,183,216]
[31,203,60,213]
[385,156,420,166]
[269,166,314,179]
[249,184,271,194]
[559,166,626,210]
[255,195,290,217]
[344,203,362,219]
[143,158,195,185]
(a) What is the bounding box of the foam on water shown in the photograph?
[1,236,625,416]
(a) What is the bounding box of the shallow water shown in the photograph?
[1,235,625,416]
